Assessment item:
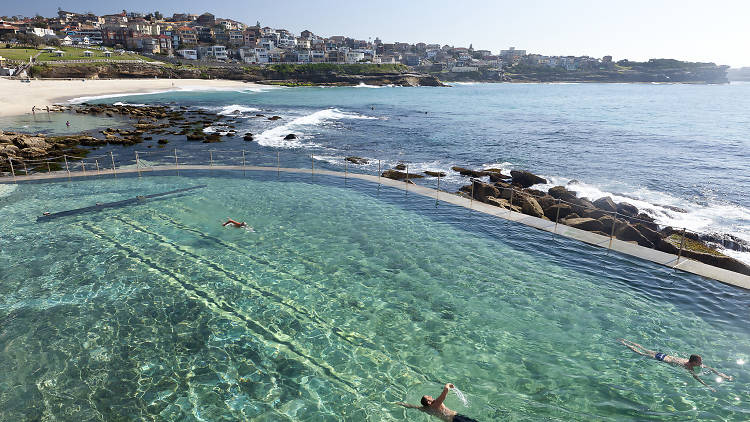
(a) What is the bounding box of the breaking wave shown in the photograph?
[254,108,376,148]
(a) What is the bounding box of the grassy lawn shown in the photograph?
[1,46,155,62]
[0,47,37,61]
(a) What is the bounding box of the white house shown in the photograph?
[345,51,365,63]
[177,49,198,60]
[198,45,228,60]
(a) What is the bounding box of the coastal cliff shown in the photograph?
[29,62,444,87]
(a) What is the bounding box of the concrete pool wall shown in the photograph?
[3,163,749,290]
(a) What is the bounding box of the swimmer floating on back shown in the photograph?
[618,338,732,391]
[398,383,478,422]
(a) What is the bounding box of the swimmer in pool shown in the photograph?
[618,338,732,391]
[222,218,247,228]
[397,383,478,422]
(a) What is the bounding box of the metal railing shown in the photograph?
[0,148,747,287]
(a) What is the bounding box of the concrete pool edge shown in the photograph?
[3,164,750,290]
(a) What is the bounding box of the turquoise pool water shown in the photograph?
[0,172,748,421]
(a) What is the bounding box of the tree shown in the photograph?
[154,11,163,20]
[47,37,61,47]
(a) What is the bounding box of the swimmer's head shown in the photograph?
[689,354,702,367]
[421,395,433,407]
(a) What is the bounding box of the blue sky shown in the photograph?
[6,0,749,67]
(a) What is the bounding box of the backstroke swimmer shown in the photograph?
[397,383,478,422]
[618,338,732,391]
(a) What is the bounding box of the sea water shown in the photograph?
[12,82,743,263]
[451,386,469,407]
[0,171,749,420]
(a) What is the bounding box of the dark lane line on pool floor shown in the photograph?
[78,221,362,396]
[113,213,447,389]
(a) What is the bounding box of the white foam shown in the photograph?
[68,85,276,104]
[450,387,469,407]
[254,108,376,148]
[216,105,260,115]
[531,175,750,265]
[202,126,231,136]
[112,101,148,107]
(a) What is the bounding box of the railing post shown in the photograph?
[46,160,51,174]
[110,151,116,177]
[81,160,86,175]
[173,148,179,176]
[508,187,513,212]
[608,212,618,249]
[436,173,440,206]
[135,151,141,177]
[470,179,474,209]
[344,159,348,182]
[276,151,280,176]
[95,159,100,174]
[64,155,71,178]
[209,150,213,167]
[378,160,381,186]
[554,198,561,232]
[23,162,28,176]
[311,154,314,176]
[242,149,246,174]
[8,158,16,183]
[676,227,687,264]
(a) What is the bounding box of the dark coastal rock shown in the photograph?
[243,133,254,141]
[202,134,222,143]
[544,203,572,221]
[518,194,546,219]
[581,208,609,220]
[284,134,297,140]
[268,116,282,121]
[488,172,511,183]
[158,139,169,144]
[657,236,750,276]
[186,132,205,141]
[663,205,688,213]
[548,186,578,202]
[616,202,639,217]
[451,166,489,178]
[593,196,617,212]
[423,170,446,177]
[535,194,557,210]
[597,215,617,234]
[394,163,407,170]
[634,223,662,245]
[346,156,369,165]
[699,233,750,253]
[564,217,605,232]
[472,180,500,201]
[381,169,423,180]
[510,170,547,188]
[615,223,654,248]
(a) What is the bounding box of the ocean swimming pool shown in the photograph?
[1,171,749,421]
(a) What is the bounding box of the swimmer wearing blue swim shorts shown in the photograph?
[618,338,732,392]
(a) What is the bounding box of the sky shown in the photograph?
[5,0,750,67]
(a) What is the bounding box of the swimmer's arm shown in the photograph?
[691,372,716,392]
[396,402,421,409]
[431,383,453,408]
[705,366,733,381]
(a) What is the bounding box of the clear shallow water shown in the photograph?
[39,82,749,263]
[1,172,749,420]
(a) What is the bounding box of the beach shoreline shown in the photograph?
[0,78,254,118]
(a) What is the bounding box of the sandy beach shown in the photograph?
[0,78,254,118]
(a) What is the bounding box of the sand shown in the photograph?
[0,78,255,118]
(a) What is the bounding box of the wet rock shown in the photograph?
[488,172,511,183]
[451,166,489,178]
[284,134,297,140]
[510,170,547,188]
[203,134,222,143]
[394,163,407,170]
[593,196,617,212]
[615,223,654,248]
[243,133,254,141]
[616,202,639,217]
[381,169,423,180]
[268,116,282,121]
[564,217,605,232]
[657,236,750,276]
[158,139,169,144]
[663,205,688,213]
[472,180,500,202]
[346,156,369,165]
[548,186,578,202]
[186,132,205,141]
[544,203,572,221]
[597,215,617,234]
[519,194,546,219]
[423,170,446,177]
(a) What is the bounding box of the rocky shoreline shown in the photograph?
[375,164,750,276]
[1,103,748,277]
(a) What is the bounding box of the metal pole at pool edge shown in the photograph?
[608,212,617,250]
[436,173,440,207]
[95,159,100,175]
[676,227,687,265]
[46,160,51,174]
[276,151,280,176]
[242,150,246,175]
[64,155,71,179]
[110,151,116,178]
[470,179,474,209]
[8,158,16,183]
[81,159,86,175]
[377,160,381,188]
[209,150,213,167]
[23,162,28,176]
[554,198,561,232]
[135,151,141,177]
[344,159,348,184]
[311,153,314,178]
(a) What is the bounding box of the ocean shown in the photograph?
[4,81,749,262]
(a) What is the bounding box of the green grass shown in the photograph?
[0,47,37,61]
[35,46,155,62]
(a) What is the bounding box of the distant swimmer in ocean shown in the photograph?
[398,383,478,422]
[66,120,70,127]
[618,338,732,391]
